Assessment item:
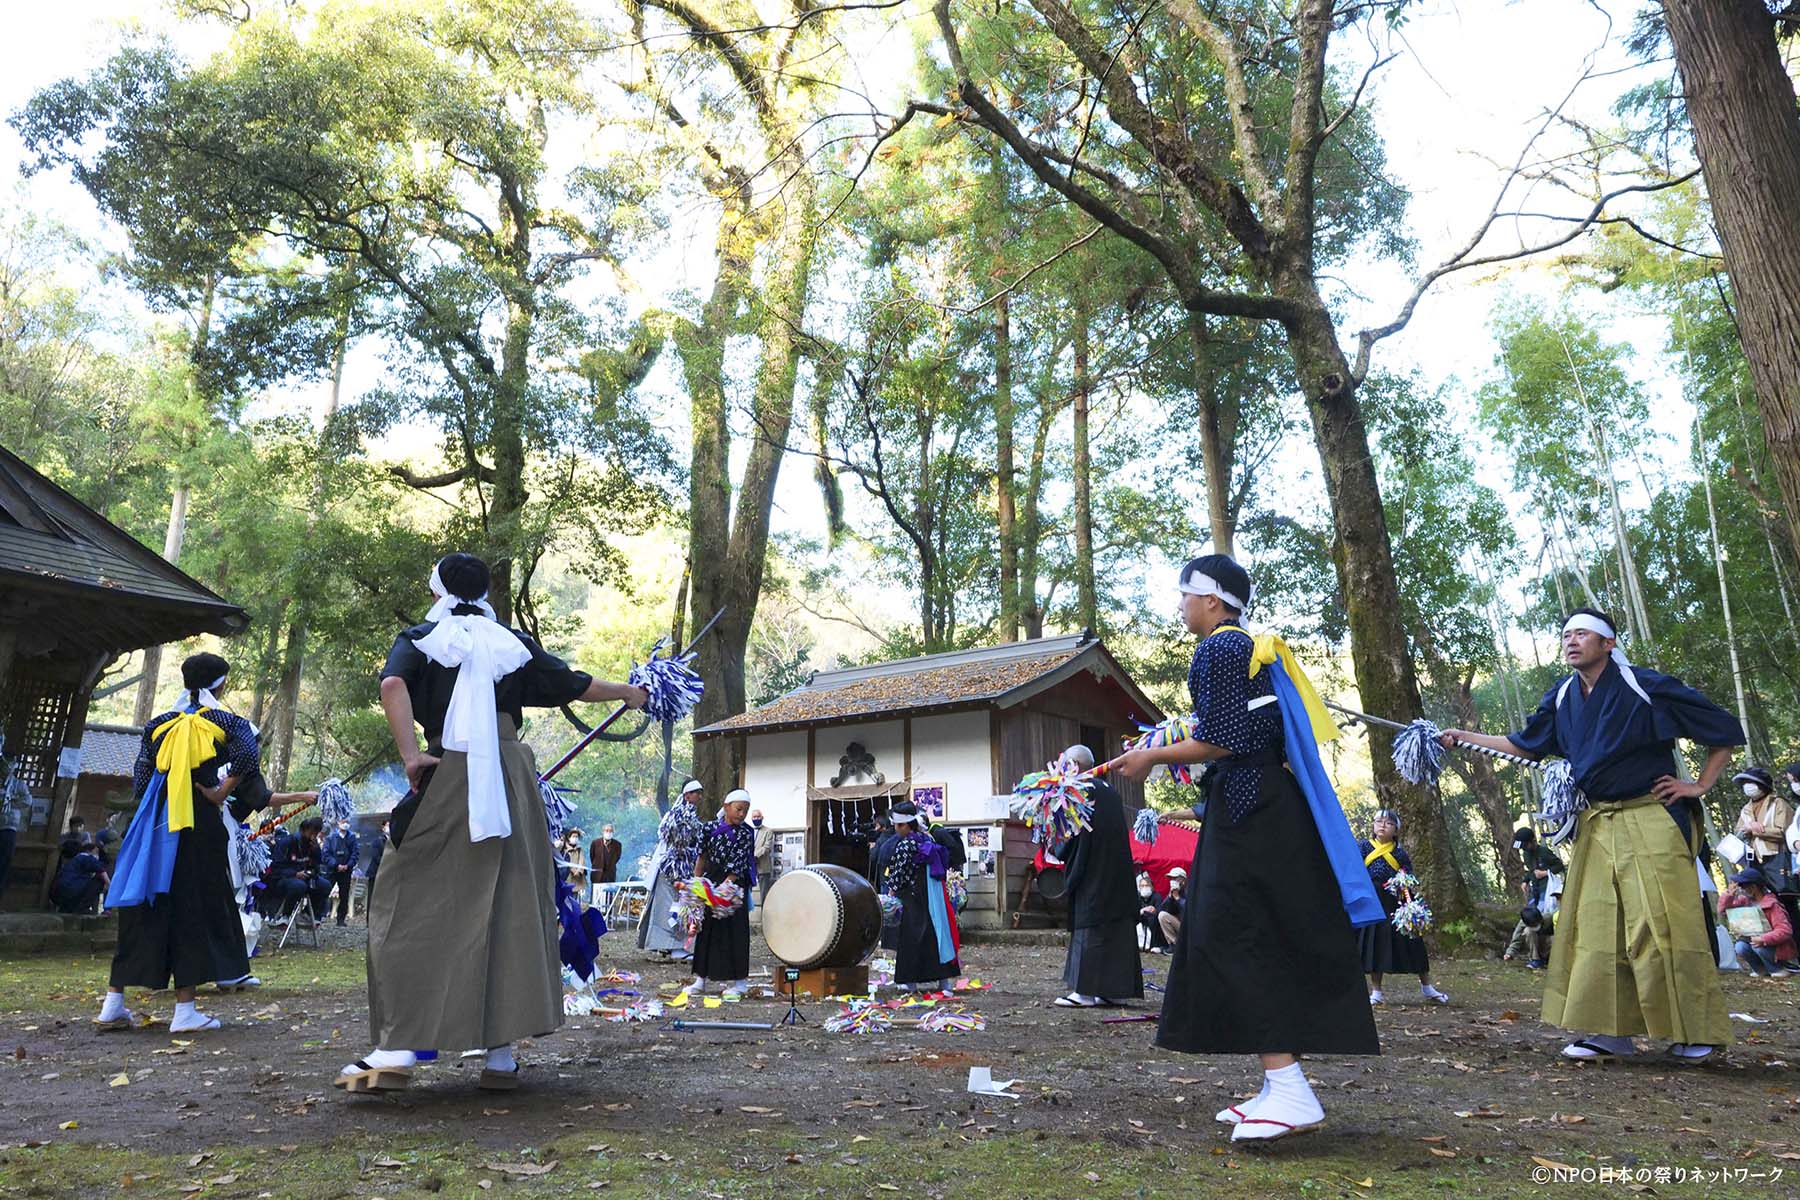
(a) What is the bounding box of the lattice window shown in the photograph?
[5,672,72,795]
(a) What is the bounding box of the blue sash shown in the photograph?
[106,773,181,909]
[1267,659,1385,928]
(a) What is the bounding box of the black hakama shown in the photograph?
[885,834,958,987]
[692,906,751,981]
[1061,781,1145,1000]
[1356,841,1430,976]
[109,709,261,991]
[1158,764,1379,1054]
[691,819,756,982]
[1155,627,1378,1056]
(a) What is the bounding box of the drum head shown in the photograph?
[763,868,845,968]
[1036,865,1068,900]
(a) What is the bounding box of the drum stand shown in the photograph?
[779,967,807,1026]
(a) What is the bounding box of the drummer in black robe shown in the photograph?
[1111,554,1379,1143]
[1055,744,1145,1007]
[339,553,646,1094]
[1357,810,1449,1005]
[98,652,269,1033]
[883,801,959,993]
[684,788,756,1000]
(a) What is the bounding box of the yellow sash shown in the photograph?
[152,711,226,833]
[1364,839,1402,872]
[1211,624,1342,745]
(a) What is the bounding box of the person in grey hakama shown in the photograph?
[336,553,647,1094]
[1055,744,1145,1007]
[639,780,705,956]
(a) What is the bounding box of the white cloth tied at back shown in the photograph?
[414,563,530,842]
[1177,568,1250,613]
[1555,612,1651,708]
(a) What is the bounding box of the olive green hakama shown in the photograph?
[1542,794,1730,1047]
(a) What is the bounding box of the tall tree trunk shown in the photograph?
[1188,310,1236,555]
[267,301,351,788]
[995,292,1019,641]
[1288,303,1473,921]
[1017,402,1058,640]
[1419,632,1526,897]
[683,191,751,807]
[1699,426,1755,757]
[1072,308,1097,632]
[1658,0,1800,564]
[134,277,216,726]
[133,483,191,726]
[692,169,817,803]
[917,403,937,647]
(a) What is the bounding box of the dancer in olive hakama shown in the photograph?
[337,553,647,1093]
[1443,607,1741,1062]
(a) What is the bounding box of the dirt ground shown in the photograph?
[3,925,1800,1199]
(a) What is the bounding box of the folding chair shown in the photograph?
[273,896,320,951]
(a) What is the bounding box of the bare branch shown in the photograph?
[389,462,499,489]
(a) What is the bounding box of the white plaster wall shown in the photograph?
[814,719,906,787]
[908,712,1005,822]
[741,730,809,830]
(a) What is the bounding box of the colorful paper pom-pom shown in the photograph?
[1391,897,1435,938]
[1126,716,1199,785]
[916,1007,986,1032]
[824,1002,893,1034]
[1010,761,1094,845]
[630,639,706,724]
[1382,871,1422,897]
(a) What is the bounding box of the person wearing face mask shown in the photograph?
[322,818,360,927]
[1732,768,1792,876]
[562,828,588,890]
[1135,872,1167,952]
[1157,868,1187,947]
[589,824,623,886]
[750,808,775,903]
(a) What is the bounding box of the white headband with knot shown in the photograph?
[426,560,499,623]
[681,779,704,796]
[415,557,527,842]
[1558,613,1651,706]
[178,673,230,714]
[1178,569,1250,612]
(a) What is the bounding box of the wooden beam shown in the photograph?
[903,717,912,782]
[806,727,816,789]
[36,652,110,907]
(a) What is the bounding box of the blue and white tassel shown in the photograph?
[315,778,354,825]
[1534,759,1585,846]
[1133,805,1161,845]
[1391,720,1447,786]
[630,639,705,724]
[541,778,577,845]
[232,821,270,881]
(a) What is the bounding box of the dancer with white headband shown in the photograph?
[1109,554,1380,1143]
[340,552,647,1094]
[1441,606,1743,1063]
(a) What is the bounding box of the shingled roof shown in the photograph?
[0,445,248,655]
[80,724,143,779]
[693,632,1163,738]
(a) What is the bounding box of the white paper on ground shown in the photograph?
[1729,1012,1770,1023]
[966,1066,1021,1098]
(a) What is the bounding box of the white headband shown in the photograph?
[426,560,498,624]
[724,788,751,806]
[1561,613,1616,640]
[178,673,230,715]
[1178,569,1249,612]
[681,779,704,796]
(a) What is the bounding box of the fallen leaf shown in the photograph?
[1084,1173,1101,1183]
[1532,1156,1576,1171]
[372,1157,408,1169]
[1498,1010,1521,1022]
[187,1154,212,1168]
[587,1184,610,1191]
[851,1135,871,1144]
[1419,1135,1448,1143]
[477,1181,492,1191]
[584,1145,610,1153]
[1429,1148,1457,1159]
[108,1073,131,1088]
[1354,1179,1374,1189]
[740,1106,775,1114]
[603,1102,632,1111]
[1554,1114,1587,1125]
[480,1162,557,1178]
[58,1121,79,1131]
[641,1152,672,1163]
[210,1175,238,1186]
[876,1187,900,1194]
[1777,1153,1800,1162]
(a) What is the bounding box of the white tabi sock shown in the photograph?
[173,1001,197,1023]
[342,1048,417,1075]
[98,992,128,1022]
[485,1044,516,1073]
[1232,1063,1323,1141]
[1216,1075,1272,1124]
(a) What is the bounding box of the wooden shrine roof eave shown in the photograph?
[0,568,249,656]
[692,698,996,741]
[986,649,1165,726]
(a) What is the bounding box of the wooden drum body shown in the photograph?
[762,863,882,968]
